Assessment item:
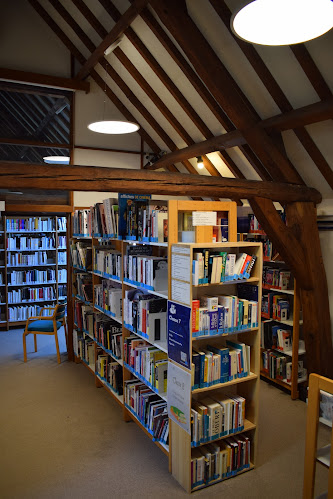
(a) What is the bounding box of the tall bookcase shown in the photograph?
[0,215,68,329]
[169,240,261,492]
[70,199,259,490]
[243,220,306,400]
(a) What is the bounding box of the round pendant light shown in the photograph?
[43,156,70,164]
[87,120,140,134]
[231,0,333,46]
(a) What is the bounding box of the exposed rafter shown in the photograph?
[210,0,333,190]
[0,67,89,93]
[75,0,150,80]
[0,162,321,204]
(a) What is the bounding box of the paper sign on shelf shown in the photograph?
[192,211,217,226]
[171,253,191,282]
[167,361,191,435]
[171,279,190,305]
[168,300,191,370]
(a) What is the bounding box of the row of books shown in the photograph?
[58,284,67,299]
[261,292,291,321]
[191,394,246,446]
[91,199,118,237]
[7,236,56,250]
[124,379,169,444]
[262,349,292,381]
[96,354,123,395]
[57,217,67,232]
[8,269,56,285]
[58,269,67,283]
[6,217,56,232]
[191,435,251,488]
[7,251,54,266]
[94,314,122,360]
[261,321,295,351]
[263,267,291,290]
[192,340,250,389]
[75,274,93,303]
[8,286,55,304]
[58,236,66,248]
[94,248,121,280]
[73,196,169,243]
[8,304,55,321]
[124,336,168,394]
[58,252,67,265]
[123,289,167,343]
[123,253,168,292]
[192,295,258,336]
[70,241,92,270]
[94,281,122,318]
[192,251,257,285]
[118,195,167,242]
[74,332,95,367]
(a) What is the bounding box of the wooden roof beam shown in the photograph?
[75,0,150,80]
[0,138,69,149]
[149,97,333,170]
[0,67,89,93]
[28,0,162,158]
[151,0,303,185]
[0,162,321,204]
[211,0,333,191]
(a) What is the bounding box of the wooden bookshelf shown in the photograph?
[168,240,261,492]
[0,215,67,329]
[70,199,242,490]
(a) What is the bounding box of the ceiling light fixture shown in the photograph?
[87,59,140,135]
[88,120,140,134]
[231,0,333,46]
[104,35,124,56]
[196,156,204,169]
[43,156,70,164]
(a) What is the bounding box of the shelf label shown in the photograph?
[171,252,191,282]
[167,361,191,435]
[168,300,191,370]
[192,211,217,226]
[171,279,190,305]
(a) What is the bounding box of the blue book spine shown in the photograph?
[199,352,205,388]
[220,348,230,383]
[217,306,225,330]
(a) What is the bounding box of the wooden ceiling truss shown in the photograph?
[22,0,333,377]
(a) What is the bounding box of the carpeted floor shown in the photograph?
[0,328,330,499]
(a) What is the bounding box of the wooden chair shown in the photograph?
[23,303,67,364]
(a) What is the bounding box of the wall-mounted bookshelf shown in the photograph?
[0,215,67,329]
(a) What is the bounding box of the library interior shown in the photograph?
[0,1,332,498]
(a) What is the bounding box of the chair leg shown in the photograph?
[34,334,37,352]
[54,331,61,364]
[63,320,68,351]
[23,329,28,363]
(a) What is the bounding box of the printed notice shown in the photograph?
[172,245,191,256]
[167,361,191,434]
[171,253,191,282]
[171,279,190,305]
[168,301,191,370]
[192,211,217,226]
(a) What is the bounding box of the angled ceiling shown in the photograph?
[5,0,333,198]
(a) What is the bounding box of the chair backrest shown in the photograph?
[56,302,67,321]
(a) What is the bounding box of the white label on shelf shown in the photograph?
[171,245,191,255]
[167,361,191,435]
[171,279,190,305]
[192,211,217,226]
[171,253,191,282]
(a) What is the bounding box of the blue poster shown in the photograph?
[168,300,191,371]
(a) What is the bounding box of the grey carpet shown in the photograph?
[0,328,330,499]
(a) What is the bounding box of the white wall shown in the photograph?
[0,0,69,76]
